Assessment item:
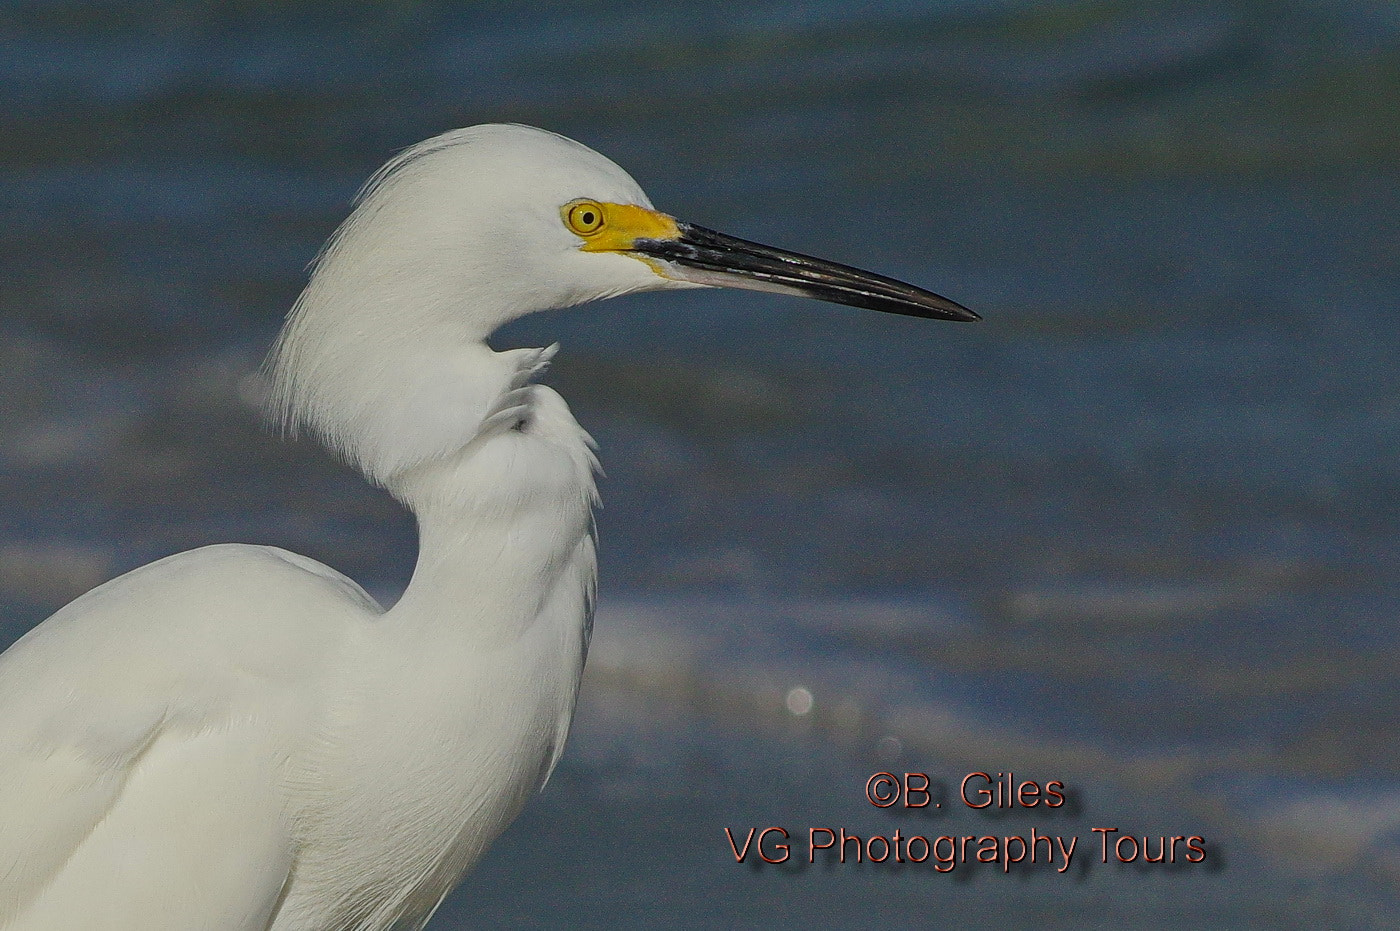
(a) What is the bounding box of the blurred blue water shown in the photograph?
[1,0,1398,925]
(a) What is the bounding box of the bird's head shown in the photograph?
[267,124,974,484]
[315,124,976,330]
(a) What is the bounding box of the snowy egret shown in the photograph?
[0,124,974,930]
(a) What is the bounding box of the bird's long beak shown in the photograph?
[632,221,978,322]
[567,200,977,322]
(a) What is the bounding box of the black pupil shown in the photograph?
[581,211,595,225]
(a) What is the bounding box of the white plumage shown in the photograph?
[0,124,973,930]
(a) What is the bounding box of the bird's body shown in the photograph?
[0,125,972,930]
[0,390,596,930]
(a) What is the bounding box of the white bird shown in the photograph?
[0,124,975,930]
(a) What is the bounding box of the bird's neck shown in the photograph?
[305,374,599,904]
[269,255,600,644]
[382,372,599,649]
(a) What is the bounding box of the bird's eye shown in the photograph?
[564,200,606,236]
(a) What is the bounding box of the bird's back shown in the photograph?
[0,543,380,930]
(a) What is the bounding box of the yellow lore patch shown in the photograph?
[561,199,680,252]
